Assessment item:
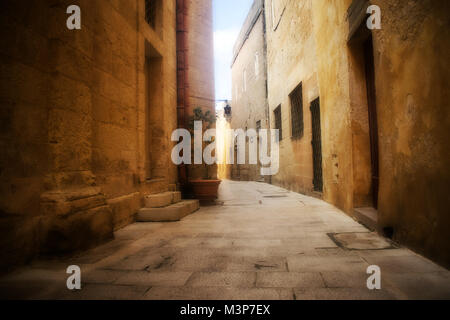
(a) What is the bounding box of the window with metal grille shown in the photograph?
[290,82,303,139]
[274,105,282,141]
[310,97,323,192]
[145,0,157,29]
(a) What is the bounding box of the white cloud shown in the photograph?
[214,28,240,58]
[214,28,240,101]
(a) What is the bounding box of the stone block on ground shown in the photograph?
[144,192,174,208]
[172,191,182,204]
[137,200,200,222]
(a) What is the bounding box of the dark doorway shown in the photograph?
[363,35,379,209]
[274,105,283,141]
[310,98,323,192]
[144,48,165,181]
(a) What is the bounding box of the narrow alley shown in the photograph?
[1,0,449,305]
[1,181,449,300]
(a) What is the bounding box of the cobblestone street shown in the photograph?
[1,181,449,300]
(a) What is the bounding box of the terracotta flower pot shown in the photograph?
[189,179,221,201]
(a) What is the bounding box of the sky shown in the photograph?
[213,0,254,102]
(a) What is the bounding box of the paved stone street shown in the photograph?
[1,181,449,300]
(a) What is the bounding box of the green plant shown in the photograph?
[188,107,216,131]
[187,107,217,180]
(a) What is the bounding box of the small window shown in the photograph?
[290,82,303,139]
[145,0,157,28]
[255,52,259,78]
[274,105,282,141]
[145,0,162,33]
[256,120,262,133]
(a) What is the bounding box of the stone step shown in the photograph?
[137,200,199,222]
[144,191,181,208]
[354,207,378,231]
[172,191,182,204]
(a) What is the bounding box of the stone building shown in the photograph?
[231,0,269,181]
[264,0,320,195]
[0,0,214,272]
[311,0,450,268]
[177,0,217,183]
[260,0,450,267]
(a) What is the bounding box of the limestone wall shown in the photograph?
[264,0,320,195]
[261,0,450,267]
[370,0,450,267]
[184,0,216,180]
[231,3,268,181]
[0,0,178,271]
[187,0,215,115]
[311,0,450,267]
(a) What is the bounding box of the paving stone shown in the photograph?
[227,288,294,300]
[114,223,164,240]
[114,271,192,287]
[105,252,176,271]
[71,240,134,264]
[0,282,65,300]
[294,287,398,300]
[222,256,288,272]
[2,180,449,300]
[144,286,231,300]
[186,272,256,287]
[383,272,450,299]
[362,255,446,274]
[0,268,66,284]
[145,286,293,300]
[166,237,234,248]
[59,284,149,300]
[282,236,338,250]
[82,269,127,284]
[287,255,369,273]
[331,232,394,250]
[320,271,369,288]
[355,248,415,258]
[312,248,359,257]
[256,272,325,288]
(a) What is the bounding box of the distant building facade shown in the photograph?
[231,0,269,182]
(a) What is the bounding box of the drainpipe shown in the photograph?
[176,0,189,187]
[262,1,272,185]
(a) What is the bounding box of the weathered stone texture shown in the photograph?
[186,0,215,114]
[264,0,320,196]
[0,0,180,271]
[182,0,217,181]
[0,181,449,300]
[259,0,450,267]
[231,0,268,182]
[311,0,450,267]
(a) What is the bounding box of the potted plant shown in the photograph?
[187,107,221,202]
